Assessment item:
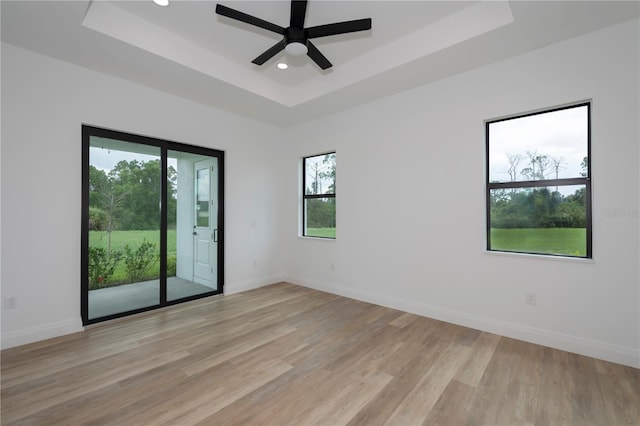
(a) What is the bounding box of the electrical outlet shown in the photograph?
[3,296,17,309]
[526,293,537,306]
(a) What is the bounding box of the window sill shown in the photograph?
[299,236,336,242]
[484,250,594,264]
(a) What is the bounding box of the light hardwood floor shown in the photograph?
[1,283,638,425]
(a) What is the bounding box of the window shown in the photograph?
[486,103,591,258]
[302,152,336,238]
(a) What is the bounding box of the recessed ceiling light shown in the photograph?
[277,63,288,70]
[153,0,169,6]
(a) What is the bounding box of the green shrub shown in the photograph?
[88,207,108,231]
[124,240,157,282]
[88,247,123,289]
[167,256,177,277]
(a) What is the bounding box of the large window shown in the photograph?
[486,102,591,258]
[302,152,336,238]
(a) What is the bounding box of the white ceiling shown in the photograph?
[2,1,639,127]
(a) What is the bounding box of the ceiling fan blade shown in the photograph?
[290,0,307,28]
[216,4,285,35]
[306,18,372,39]
[306,41,332,70]
[252,39,287,65]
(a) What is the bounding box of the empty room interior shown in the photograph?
[1,0,639,424]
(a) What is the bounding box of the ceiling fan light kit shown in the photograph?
[215,0,372,70]
[285,41,308,56]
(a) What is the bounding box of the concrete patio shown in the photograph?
[89,277,215,319]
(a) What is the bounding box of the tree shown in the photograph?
[550,156,565,192]
[90,160,179,233]
[167,165,178,228]
[319,153,336,193]
[506,153,522,182]
[550,156,565,180]
[89,165,127,253]
[490,186,587,229]
[580,156,588,177]
[521,150,551,180]
[110,160,161,230]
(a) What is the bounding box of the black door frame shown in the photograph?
[81,125,225,325]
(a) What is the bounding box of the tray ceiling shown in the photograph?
[2,1,638,127]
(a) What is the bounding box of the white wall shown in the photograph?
[281,19,640,367]
[1,43,286,348]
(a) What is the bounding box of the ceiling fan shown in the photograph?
[215,0,372,70]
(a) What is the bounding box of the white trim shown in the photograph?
[484,98,593,125]
[286,276,639,368]
[224,275,284,295]
[484,250,595,264]
[298,236,336,242]
[1,318,84,350]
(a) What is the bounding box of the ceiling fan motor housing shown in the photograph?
[285,27,306,45]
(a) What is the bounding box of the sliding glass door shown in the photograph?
[82,126,224,325]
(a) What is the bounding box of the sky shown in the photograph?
[90,145,177,172]
[488,105,588,183]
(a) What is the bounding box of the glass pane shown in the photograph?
[305,153,336,195]
[305,197,336,238]
[168,151,218,301]
[489,185,587,257]
[196,167,210,227]
[488,105,588,183]
[88,137,161,319]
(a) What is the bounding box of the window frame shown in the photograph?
[81,125,225,325]
[302,151,336,239]
[485,102,592,258]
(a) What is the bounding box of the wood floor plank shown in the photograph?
[180,324,297,376]
[465,337,545,426]
[594,359,640,425]
[296,370,393,426]
[389,312,418,328]
[422,379,476,426]
[346,338,452,426]
[453,332,501,387]
[2,347,191,424]
[534,346,575,425]
[384,342,472,425]
[1,283,638,426]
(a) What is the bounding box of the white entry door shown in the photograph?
[193,159,218,288]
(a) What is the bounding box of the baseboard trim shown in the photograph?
[287,276,640,368]
[1,318,84,350]
[224,275,285,295]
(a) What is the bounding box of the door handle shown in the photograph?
[213,229,218,242]
[192,231,197,235]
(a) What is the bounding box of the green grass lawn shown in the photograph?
[490,228,586,257]
[306,228,336,238]
[89,230,176,255]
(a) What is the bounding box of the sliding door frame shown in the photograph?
[81,125,225,325]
